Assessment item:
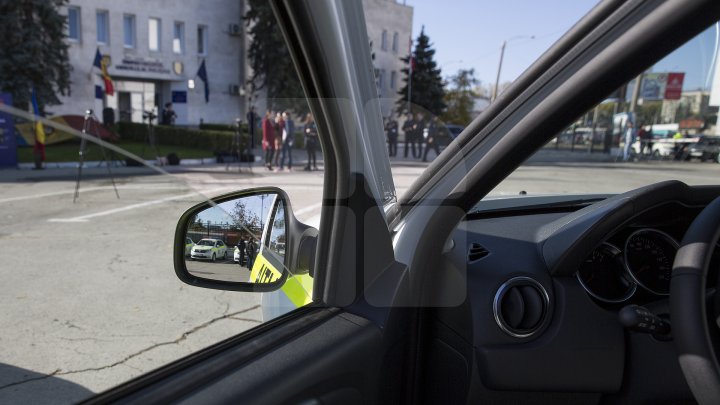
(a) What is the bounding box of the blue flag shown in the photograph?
[196,60,209,103]
[93,48,103,69]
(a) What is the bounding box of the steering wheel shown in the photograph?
[671,197,720,405]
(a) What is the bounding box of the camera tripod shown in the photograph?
[73,109,120,203]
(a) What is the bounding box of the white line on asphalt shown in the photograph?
[294,202,323,217]
[48,187,231,223]
[0,185,185,204]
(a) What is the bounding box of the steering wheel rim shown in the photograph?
[671,196,720,405]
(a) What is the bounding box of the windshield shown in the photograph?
[197,240,215,246]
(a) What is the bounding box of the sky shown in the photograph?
[404,0,718,92]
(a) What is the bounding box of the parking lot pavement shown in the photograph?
[1,158,719,403]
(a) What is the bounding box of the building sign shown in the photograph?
[664,72,684,100]
[0,93,18,167]
[115,56,171,75]
[172,91,187,104]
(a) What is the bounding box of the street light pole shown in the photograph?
[491,35,534,103]
[491,41,507,102]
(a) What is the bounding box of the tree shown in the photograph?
[0,0,72,111]
[396,27,446,117]
[442,69,479,125]
[244,1,306,113]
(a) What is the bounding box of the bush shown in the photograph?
[117,122,305,151]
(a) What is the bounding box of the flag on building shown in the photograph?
[93,48,114,96]
[196,59,209,103]
[31,87,46,160]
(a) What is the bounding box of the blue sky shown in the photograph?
[405,0,718,92]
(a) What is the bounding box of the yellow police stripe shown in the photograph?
[250,253,313,308]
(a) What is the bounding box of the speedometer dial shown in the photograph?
[577,243,636,303]
[624,229,678,295]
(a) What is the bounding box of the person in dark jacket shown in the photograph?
[402,113,415,158]
[246,238,257,270]
[385,117,398,157]
[422,116,441,162]
[303,113,319,170]
[280,111,295,171]
[413,113,425,159]
[236,237,247,267]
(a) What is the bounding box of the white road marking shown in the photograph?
[0,185,185,204]
[48,187,231,223]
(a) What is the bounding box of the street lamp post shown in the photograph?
[491,35,534,102]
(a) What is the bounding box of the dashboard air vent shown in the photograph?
[493,277,549,338]
[468,243,489,262]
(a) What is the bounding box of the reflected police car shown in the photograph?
[190,238,228,261]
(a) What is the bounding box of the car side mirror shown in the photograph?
[173,188,317,293]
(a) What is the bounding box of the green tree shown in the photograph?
[244,1,306,113]
[396,27,446,116]
[442,69,479,125]
[0,0,72,111]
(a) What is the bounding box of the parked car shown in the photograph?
[687,135,720,161]
[184,237,194,257]
[190,238,228,261]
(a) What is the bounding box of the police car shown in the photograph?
[190,238,228,261]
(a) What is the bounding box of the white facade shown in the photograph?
[56,0,246,126]
[361,0,413,119]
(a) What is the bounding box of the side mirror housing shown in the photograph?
[173,187,316,293]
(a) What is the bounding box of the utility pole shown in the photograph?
[491,40,506,103]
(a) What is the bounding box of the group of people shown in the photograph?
[385,112,442,162]
[235,236,257,270]
[259,108,319,171]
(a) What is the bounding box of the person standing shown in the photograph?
[304,113,319,170]
[413,113,425,159]
[280,111,295,171]
[422,116,441,162]
[246,106,260,150]
[246,238,257,271]
[262,110,276,170]
[623,121,636,162]
[161,103,177,126]
[402,113,415,158]
[385,116,398,157]
[273,112,284,169]
[236,237,247,267]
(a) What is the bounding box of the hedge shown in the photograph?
[117,122,306,151]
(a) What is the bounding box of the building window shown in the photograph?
[96,11,109,45]
[173,22,185,54]
[67,7,81,42]
[197,25,208,55]
[123,14,136,48]
[390,71,397,90]
[378,69,385,90]
[381,30,388,51]
[392,32,399,53]
[148,18,161,51]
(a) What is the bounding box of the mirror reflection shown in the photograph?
[184,192,287,284]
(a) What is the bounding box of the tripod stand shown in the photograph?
[226,118,252,173]
[73,109,120,203]
[141,110,163,165]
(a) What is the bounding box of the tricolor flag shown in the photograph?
[31,87,46,160]
[93,48,114,96]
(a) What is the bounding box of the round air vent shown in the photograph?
[493,277,549,338]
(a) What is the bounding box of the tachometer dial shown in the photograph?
[577,243,636,303]
[624,229,678,295]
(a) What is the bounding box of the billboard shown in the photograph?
[664,72,684,100]
[640,72,684,101]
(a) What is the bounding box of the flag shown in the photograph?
[196,59,209,103]
[31,88,46,160]
[408,37,415,73]
[93,48,114,96]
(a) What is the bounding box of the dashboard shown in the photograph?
[433,181,720,403]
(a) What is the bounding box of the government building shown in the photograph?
[54,0,412,126]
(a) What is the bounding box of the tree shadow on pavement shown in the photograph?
[0,363,94,405]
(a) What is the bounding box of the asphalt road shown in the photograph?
[0,155,719,403]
